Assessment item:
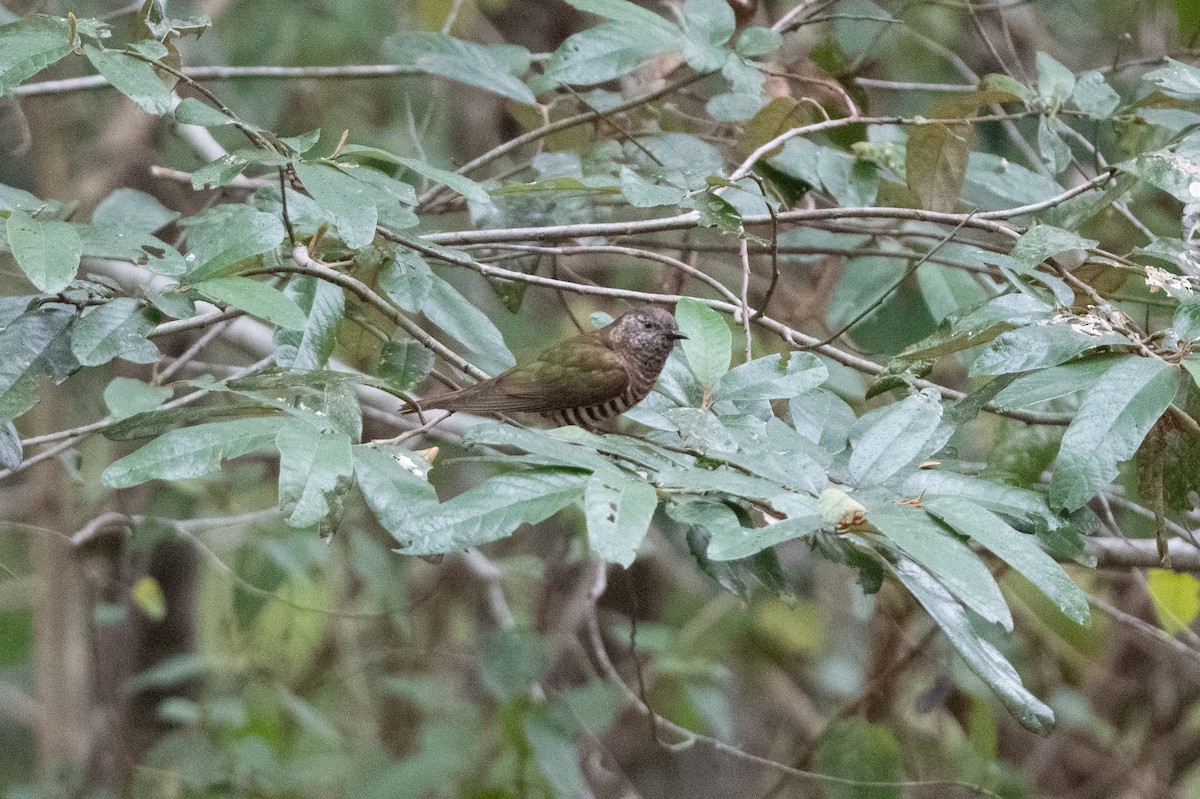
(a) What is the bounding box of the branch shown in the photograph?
[11,64,429,98]
[1087,538,1200,572]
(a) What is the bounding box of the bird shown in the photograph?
[405,307,686,428]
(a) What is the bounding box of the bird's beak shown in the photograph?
[668,332,688,341]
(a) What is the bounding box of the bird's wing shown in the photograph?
[486,338,631,412]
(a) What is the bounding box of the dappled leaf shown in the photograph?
[0,15,74,94]
[584,475,658,567]
[0,307,76,425]
[276,421,354,529]
[293,162,378,250]
[70,298,159,366]
[275,276,343,370]
[378,339,433,392]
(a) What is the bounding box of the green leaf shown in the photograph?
[190,150,264,189]
[228,371,362,439]
[1050,357,1183,511]
[814,718,903,799]
[1146,569,1200,633]
[292,161,379,249]
[101,402,274,441]
[6,211,82,293]
[990,354,1122,411]
[101,416,289,488]
[789,388,856,453]
[770,138,879,208]
[0,307,76,425]
[1037,117,1072,174]
[384,31,535,105]
[1071,70,1120,117]
[174,97,237,127]
[963,152,1065,211]
[182,208,285,283]
[681,0,735,71]
[889,557,1054,735]
[424,274,516,371]
[1009,225,1098,274]
[191,276,307,331]
[618,167,686,207]
[392,156,490,204]
[715,352,825,402]
[568,0,680,33]
[397,469,589,555]
[83,45,173,115]
[378,248,433,313]
[968,323,1131,377]
[924,496,1090,626]
[0,15,74,94]
[676,298,730,391]
[660,407,738,451]
[847,391,943,486]
[525,711,587,798]
[103,377,171,420]
[274,276,343,370]
[92,188,179,233]
[131,576,167,621]
[1143,57,1200,100]
[902,471,1092,561]
[466,423,616,473]
[279,129,322,156]
[540,23,679,87]
[276,421,354,529]
[378,339,434,392]
[706,496,821,561]
[1035,51,1075,108]
[0,420,21,470]
[1173,301,1200,342]
[584,475,658,567]
[870,503,1011,631]
[1118,150,1200,204]
[735,26,782,57]
[352,444,438,537]
[76,222,186,277]
[70,298,159,366]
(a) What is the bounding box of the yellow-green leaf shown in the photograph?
[1147,569,1200,633]
[131,576,167,621]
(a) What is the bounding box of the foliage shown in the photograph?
[3,0,1200,796]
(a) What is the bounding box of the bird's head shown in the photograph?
[606,307,687,364]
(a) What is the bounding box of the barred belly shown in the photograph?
[547,369,652,429]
